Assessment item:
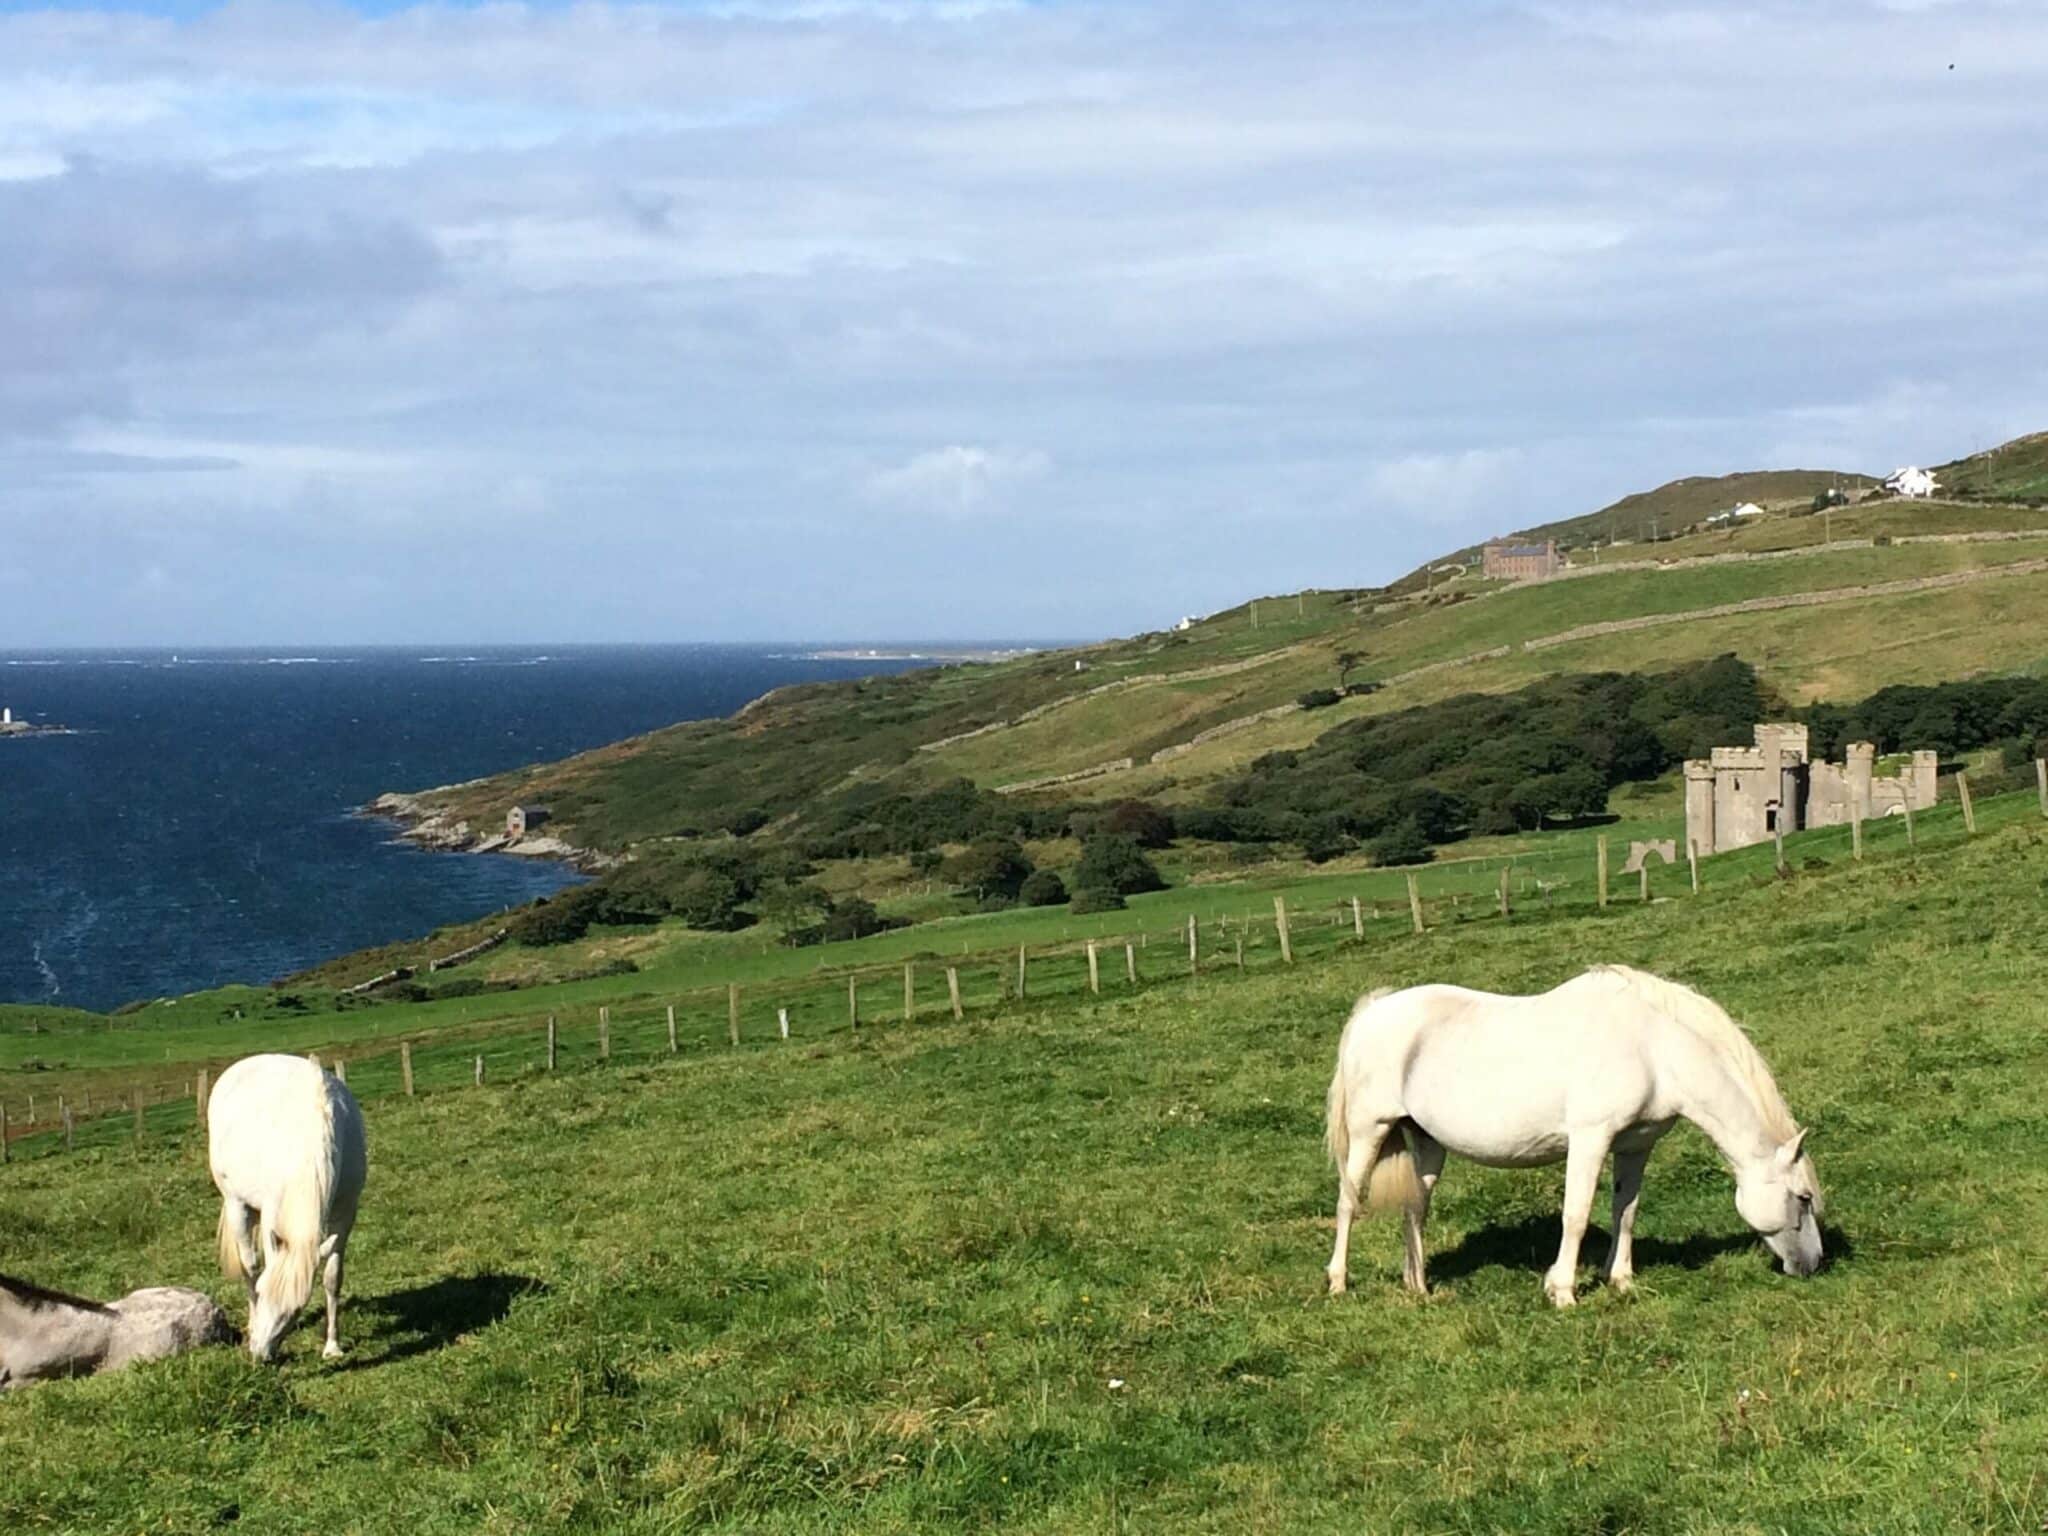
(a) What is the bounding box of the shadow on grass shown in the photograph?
[1428,1215,1780,1284]
[337,1272,546,1369]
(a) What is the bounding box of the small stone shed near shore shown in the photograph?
[506,804,553,839]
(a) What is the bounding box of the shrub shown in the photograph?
[1073,835,1166,896]
[1102,799,1174,849]
[944,836,1035,902]
[1297,688,1342,710]
[672,868,749,931]
[1300,820,1355,864]
[1069,886,1127,914]
[784,897,905,947]
[1019,869,1069,907]
[1368,818,1433,867]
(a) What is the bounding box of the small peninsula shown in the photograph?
[0,706,75,739]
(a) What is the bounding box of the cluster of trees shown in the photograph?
[1206,654,1770,864]
[510,842,905,947]
[930,821,1166,915]
[802,778,1065,861]
[1803,677,2048,766]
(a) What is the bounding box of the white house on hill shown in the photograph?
[1732,501,1765,518]
[1884,466,1938,499]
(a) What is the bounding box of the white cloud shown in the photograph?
[1,0,2046,641]
[865,445,1049,513]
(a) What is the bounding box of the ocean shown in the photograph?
[0,646,954,1011]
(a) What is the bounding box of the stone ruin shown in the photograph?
[1683,723,1937,856]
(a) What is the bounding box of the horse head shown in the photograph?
[1734,1128,1824,1277]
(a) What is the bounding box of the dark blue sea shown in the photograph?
[0,646,958,1011]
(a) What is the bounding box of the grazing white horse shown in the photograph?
[1,1272,233,1390]
[209,1054,367,1361]
[1325,965,1823,1307]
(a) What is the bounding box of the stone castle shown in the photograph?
[1683,723,1938,856]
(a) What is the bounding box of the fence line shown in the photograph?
[6,774,2038,1164]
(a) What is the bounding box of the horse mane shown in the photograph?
[1587,965,1800,1144]
[0,1272,113,1315]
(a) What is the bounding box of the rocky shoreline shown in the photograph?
[363,791,619,874]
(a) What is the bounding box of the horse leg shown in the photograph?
[1604,1148,1649,1293]
[320,1237,348,1360]
[1401,1129,1447,1295]
[1543,1132,1611,1308]
[1326,1123,1391,1296]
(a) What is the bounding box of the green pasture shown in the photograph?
[5,805,2048,1530]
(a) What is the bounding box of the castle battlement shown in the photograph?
[1684,726,1937,856]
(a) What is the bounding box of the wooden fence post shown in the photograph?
[1406,873,1425,935]
[1597,836,1610,907]
[0,1103,8,1164]
[134,1096,145,1144]
[474,1055,485,1087]
[400,1044,414,1097]
[668,1004,679,1053]
[1902,795,1916,849]
[306,1050,322,1070]
[1957,771,1976,833]
[1086,942,1100,994]
[1687,838,1700,894]
[729,983,741,1046]
[599,1006,610,1061]
[1639,864,1650,902]
[547,1016,558,1071]
[1352,896,1364,938]
[1017,945,1027,999]
[2037,758,2047,818]
[1125,942,1137,985]
[1773,822,1787,875]
[1498,867,1512,918]
[196,1069,209,1127]
[334,1059,347,1085]
[946,967,964,1020]
[1851,807,1864,861]
[778,1007,790,1041]
[903,964,914,1023]
[63,1104,74,1153]
[846,981,857,1031]
[1274,897,1293,963]
[1187,915,1198,976]
[1236,933,1244,968]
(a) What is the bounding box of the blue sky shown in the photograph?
[2,0,2045,644]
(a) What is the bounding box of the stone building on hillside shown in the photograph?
[1480,538,1562,581]
[1683,723,1938,856]
[506,804,552,839]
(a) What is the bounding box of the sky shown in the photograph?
[2,0,2045,645]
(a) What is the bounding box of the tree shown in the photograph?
[1102,799,1174,849]
[673,867,748,931]
[1297,688,1342,710]
[1337,650,1367,687]
[1069,886,1127,914]
[1019,869,1069,907]
[1368,818,1433,867]
[943,836,1035,903]
[1073,835,1166,896]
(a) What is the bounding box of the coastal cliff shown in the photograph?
[366,790,619,873]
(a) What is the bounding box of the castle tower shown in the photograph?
[1684,760,1717,855]
[1845,742,1876,820]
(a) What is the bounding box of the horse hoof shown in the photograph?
[1326,1274,1347,1297]
[322,1342,345,1361]
[1609,1274,1635,1296]
[1544,1281,1576,1309]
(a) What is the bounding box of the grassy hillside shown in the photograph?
[390,522,2048,862]
[1936,430,2048,503]
[4,808,2046,1531]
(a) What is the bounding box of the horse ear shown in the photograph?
[1780,1128,1809,1166]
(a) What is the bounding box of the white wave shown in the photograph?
[30,940,59,998]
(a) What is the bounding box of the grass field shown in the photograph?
[5,799,2048,1531]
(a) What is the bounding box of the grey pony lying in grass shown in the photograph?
[0,1272,234,1390]
[1325,964,1825,1306]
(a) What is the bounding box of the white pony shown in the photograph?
[1,1272,233,1390]
[1325,965,1822,1307]
[209,1054,368,1361]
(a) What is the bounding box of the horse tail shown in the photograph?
[254,1080,338,1328]
[217,1202,248,1287]
[1366,1126,1424,1214]
[1331,988,1416,1213]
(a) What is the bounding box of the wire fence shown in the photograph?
[6,768,2044,1168]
